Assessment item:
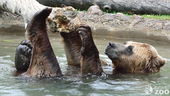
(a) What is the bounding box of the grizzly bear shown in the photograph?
[60,27,107,67]
[105,41,166,74]
[15,7,107,76]
[15,5,107,69]
[76,24,104,75]
[53,5,107,67]
[22,8,62,77]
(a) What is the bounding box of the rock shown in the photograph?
[0,11,24,28]
[129,19,143,28]
[120,14,132,23]
[87,5,103,15]
[155,22,163,30]
[165,22,170,26]
[132,14,144,19]
[37,0,170,15]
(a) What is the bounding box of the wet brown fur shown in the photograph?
[23,8,62,77]
[106,41,166,74]
[60,27,107,67]
[77,25,104,75]
[60,31,82,67]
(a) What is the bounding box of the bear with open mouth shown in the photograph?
[14,8,105,77]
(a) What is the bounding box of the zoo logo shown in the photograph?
[145,86,153,94]
[145,86,170,95]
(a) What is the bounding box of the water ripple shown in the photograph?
[0,55,13,64]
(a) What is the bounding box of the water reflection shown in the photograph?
[0,30,170,96]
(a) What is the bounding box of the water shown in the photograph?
[0,29,170,96]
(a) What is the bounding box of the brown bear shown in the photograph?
[15,6,107,76]
[76,24,104,75]
[60,27,107,67]
[15,5,81,72]
[22,8,62,77]
[105,41,166,74]
[50,5,107,67]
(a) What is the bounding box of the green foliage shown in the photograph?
[77,8,170,20]
[3,40,13,42]
[77,9,86,12]
[141,14,170,20]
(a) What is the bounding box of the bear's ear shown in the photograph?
[146,56,166,73]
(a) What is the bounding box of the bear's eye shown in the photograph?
[128,46,134,51]
[125,45,134,55]
[124,42,127,45]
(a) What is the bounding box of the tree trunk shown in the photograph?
[37,0,170,15]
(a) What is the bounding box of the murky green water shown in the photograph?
[0,29,170,96]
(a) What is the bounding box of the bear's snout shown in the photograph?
[105,42,115,55]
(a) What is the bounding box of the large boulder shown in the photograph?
[37,0,170,15]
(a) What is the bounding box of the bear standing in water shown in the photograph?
[77,25,104,75]
[105,41,166,74]
[21,8,62,77]
[60,27,107,67]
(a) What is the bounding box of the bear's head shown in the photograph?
[105,41,166,74]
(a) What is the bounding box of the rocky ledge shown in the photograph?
[77,5,170,43]
[0,5,170,43]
